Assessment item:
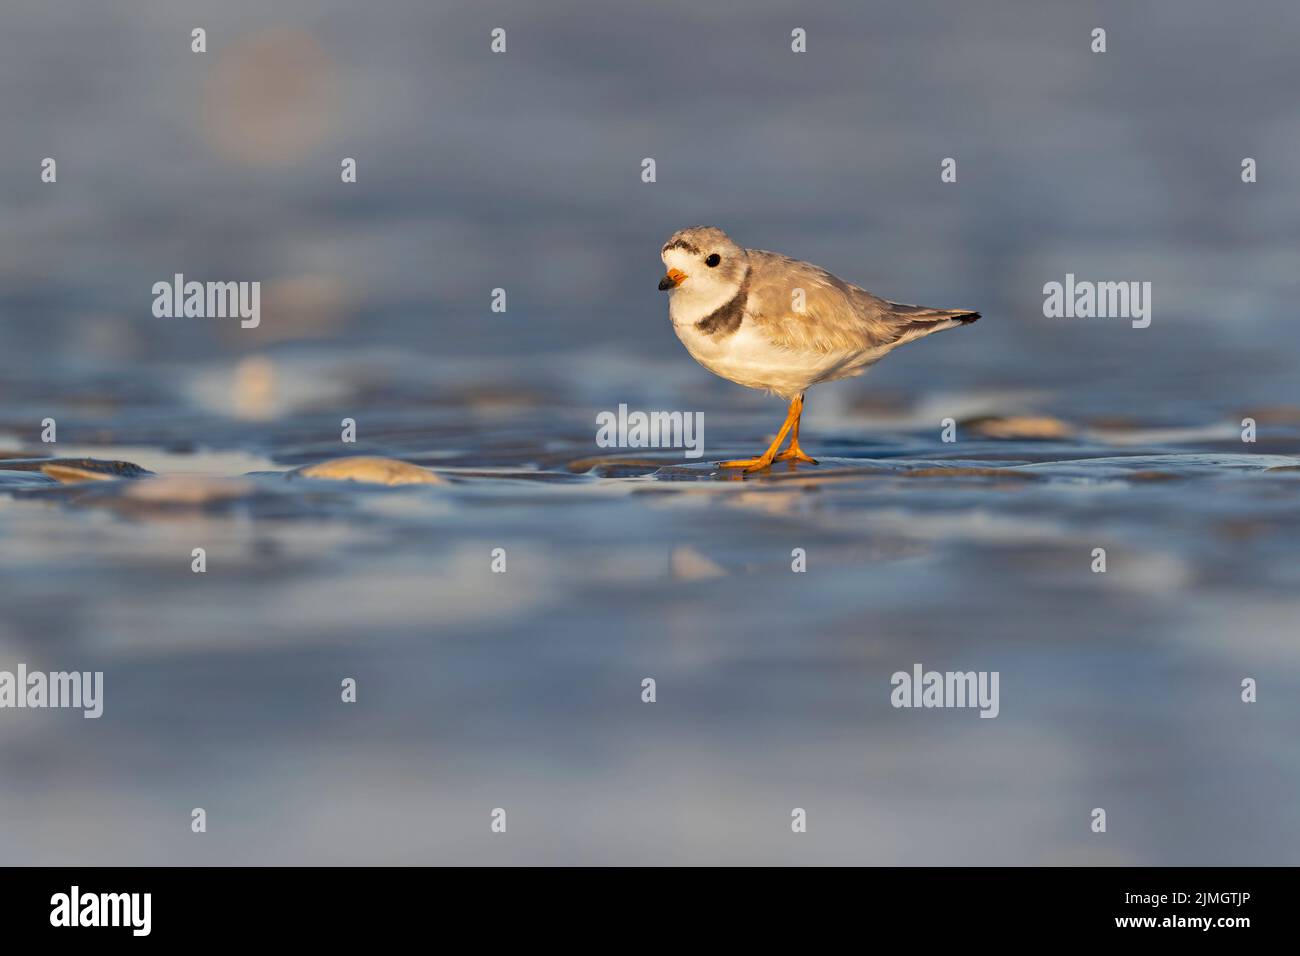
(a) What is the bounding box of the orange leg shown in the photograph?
[719,394,815,472]
[775,394,817,464]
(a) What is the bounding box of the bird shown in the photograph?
[658,226,980,472]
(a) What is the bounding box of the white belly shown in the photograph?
[670,310,880,399]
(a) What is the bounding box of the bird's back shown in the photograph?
[743,249,979,357]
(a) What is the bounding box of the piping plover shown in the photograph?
[658,226,980,472]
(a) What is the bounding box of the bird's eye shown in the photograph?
[705,253,721,267]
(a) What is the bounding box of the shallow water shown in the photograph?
[3,0,1300,864]
[1,348,1298,865]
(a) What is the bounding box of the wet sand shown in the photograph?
[1,350,1297,865]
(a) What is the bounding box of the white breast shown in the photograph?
[669,300,876,399]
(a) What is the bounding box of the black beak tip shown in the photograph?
[657,276,674,291]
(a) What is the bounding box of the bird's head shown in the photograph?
[659,227,748,306]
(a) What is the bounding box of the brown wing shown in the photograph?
[744,250,978,353]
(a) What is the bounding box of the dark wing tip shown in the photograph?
[958,311,981,325]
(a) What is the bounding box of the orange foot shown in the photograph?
[774,442,818,465]
[717,456,776,473]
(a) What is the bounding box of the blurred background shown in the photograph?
[0,0,1298,864]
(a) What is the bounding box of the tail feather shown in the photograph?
[885,302,981,343]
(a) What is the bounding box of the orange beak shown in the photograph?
[658,268,688,291]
